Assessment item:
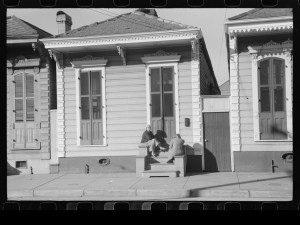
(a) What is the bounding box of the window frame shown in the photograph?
[75,67,107,146]
[251,53,292,142]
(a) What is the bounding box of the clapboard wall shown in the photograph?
[61,45,196,156]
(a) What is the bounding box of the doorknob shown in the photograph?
[205,139,208,142]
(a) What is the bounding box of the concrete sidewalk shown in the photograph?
[7,172,293,201]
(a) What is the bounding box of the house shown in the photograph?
[225,8,293,172]
[219,80,230,95]
[41,9,220,174]
[6,16,56,174]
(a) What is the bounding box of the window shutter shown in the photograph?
[13,74,25,149]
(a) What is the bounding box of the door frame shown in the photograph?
[145,62,180,136]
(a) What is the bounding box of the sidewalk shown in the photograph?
[7,172,293,201]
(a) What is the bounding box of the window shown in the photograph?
[13,72,40,149]
[79,70,104,145]
[258,58,287,140]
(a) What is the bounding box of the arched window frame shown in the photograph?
[248,40,292,141]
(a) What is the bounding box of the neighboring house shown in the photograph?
[6,16,56,174]
[41,9,220,174]
[225,8,293,172]
[219,80,230,95]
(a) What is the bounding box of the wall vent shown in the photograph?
[16,161,27,169]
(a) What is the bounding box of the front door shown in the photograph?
[150,67,176,143]
[203,112,231,172]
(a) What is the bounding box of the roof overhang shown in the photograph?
[40,29,202,53]
[7,38,38,44]
[225,16,293,37]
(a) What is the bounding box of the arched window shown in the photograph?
[258,58,287,140]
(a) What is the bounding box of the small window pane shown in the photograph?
[15,99,23,122]
[273,59,284,85]
[164,93,174,117]
[15,75,23,98]
[260,87,270,112]
[26,98,34,121]
[81,97,90,120]
[151,94,161,117]
[92,96,101,119]
[163,68,173,92]
[151,68,160,92]
[91,71,101,95]
[260,60,269,85]
[274,86,284,112]
[26,74,34,97]
[80,73,89,95]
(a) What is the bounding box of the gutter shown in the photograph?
[7,38,38,44]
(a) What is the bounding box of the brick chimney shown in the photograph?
[135,8,158,17]
[56,11,72,34]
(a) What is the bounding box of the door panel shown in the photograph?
[259,58,287,140]
[150,67,176,143]
[204,112,231,172]
[25,122,40,148]
[13,123,25,149]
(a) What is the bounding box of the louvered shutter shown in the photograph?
[80,72,91,145]
[13,74,25,149]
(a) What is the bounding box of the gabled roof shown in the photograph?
[55,10,197,38]
[7,16,52,39]
[228,8,292,21]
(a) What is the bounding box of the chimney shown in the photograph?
[135,8,158,17]
[56,11,72,34]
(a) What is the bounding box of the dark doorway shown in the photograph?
[203,112,231,171]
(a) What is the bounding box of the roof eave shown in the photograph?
[41,28,201,43]
[7,38,38,44]
[225,16,292,25]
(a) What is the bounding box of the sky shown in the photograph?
[7,8,252,86]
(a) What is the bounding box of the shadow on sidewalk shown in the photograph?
[185,174,292,198]
[7,162,21,176]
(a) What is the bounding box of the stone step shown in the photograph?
[150,163,176,171]
[141,170,179,178]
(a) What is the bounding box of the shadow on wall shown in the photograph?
[204,148,218,172]
[7,162,21,176]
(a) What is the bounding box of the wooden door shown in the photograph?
[203,112,231,172]
[80,71,103,145]
[259,58,287,140]
[150,67,176,143]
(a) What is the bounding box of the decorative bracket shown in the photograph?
[117,45,126,66]
[48,49,63,70]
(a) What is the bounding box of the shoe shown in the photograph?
[166,159,173,164]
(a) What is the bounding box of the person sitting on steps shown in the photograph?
[139,125,166,157]
[166,134,185,164]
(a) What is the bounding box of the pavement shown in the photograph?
[7,172,293,201]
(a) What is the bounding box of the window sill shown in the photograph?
[254,140,292,142]
[77,145,108,147]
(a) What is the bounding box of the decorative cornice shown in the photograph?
[70,54,108,68]
[144,50,178,57]
[228,21,293,34]
[43,32,198,49]
[248,39,293,56]
[141,50,181,64]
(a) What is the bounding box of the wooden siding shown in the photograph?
[62,46,195,154]
[237,51,292,151]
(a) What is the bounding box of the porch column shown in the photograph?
[229,33,241,154]
[49,50,66,158]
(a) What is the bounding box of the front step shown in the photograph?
[141,170,179,178]
[150,163,175,171]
